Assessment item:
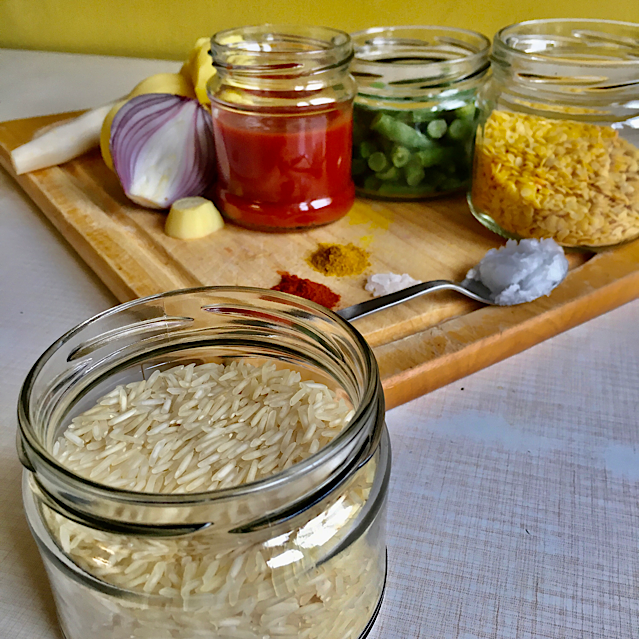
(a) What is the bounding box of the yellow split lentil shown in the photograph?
[471,110,639,247]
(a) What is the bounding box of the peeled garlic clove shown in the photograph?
[100,98,129,171]
[128,72,196,100]
[110,93,216,209]
[165,197,224,239]
[180,38,216,106]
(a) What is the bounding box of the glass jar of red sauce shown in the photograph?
[208,26,357,231]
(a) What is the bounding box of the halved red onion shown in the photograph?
[110,93,216,209]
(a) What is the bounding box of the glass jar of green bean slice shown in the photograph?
[351,26,490,199]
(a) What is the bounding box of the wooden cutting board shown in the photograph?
[2,112,639,409]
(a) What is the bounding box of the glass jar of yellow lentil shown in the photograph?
[469,19,639,249]
[17,287,389,639]
[351,26,490,199]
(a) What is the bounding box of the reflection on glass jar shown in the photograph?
[469,19,639,249]
[18,288,389,639]
[350,26,490,200]
[208,26,357,231]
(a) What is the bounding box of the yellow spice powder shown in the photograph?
[307,243,370,277]
[471,110,639,248]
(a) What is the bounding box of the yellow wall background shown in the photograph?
[1,0,637,61]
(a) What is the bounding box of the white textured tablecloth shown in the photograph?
[1,49,638,639]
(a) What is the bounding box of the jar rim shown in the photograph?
[350,25,490,99]
[351,25,490,69]
[493,18,639,67]
[210,24,353,75]
[17,286,381,508]
[212,24,351,53]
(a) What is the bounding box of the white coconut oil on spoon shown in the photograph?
[337,239,569,321]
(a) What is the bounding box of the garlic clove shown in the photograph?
[100,99,129,171]
[180,38,216,106]
[128,73,196,100]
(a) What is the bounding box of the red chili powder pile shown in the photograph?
[271,272,341,310]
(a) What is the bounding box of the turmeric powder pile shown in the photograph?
[307,243,370,277]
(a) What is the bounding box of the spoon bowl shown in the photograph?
[336,278,496,322]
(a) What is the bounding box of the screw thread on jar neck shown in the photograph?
[351,26,490,102]
[210,25,353,80]
[490,19,639,114]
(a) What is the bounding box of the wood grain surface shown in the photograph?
[2,111,638,408]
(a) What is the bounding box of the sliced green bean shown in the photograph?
[359,140,377,159]
[371,113,432,149]
[411,109,438,124]
[376,166,400,181]
[367,152,390,172]
[363,175,381,192]
[447,118,473,141]
[426,119,447,139]
[391,145,411,168]
[405,158,425,187]
[416,146,446,168]
[455,103,476,120]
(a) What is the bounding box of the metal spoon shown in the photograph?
[336,278,496,322]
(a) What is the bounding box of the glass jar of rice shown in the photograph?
[469,19,639,249]
[17,287,389,639]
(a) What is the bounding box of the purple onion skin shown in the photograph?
[110,93,216,209]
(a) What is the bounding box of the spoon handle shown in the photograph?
[336,280,456,321]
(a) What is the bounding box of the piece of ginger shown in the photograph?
[164,197,224,239]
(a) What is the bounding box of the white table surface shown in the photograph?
[1,49,638,639]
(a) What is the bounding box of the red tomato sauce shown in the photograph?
[211,105,355,231]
